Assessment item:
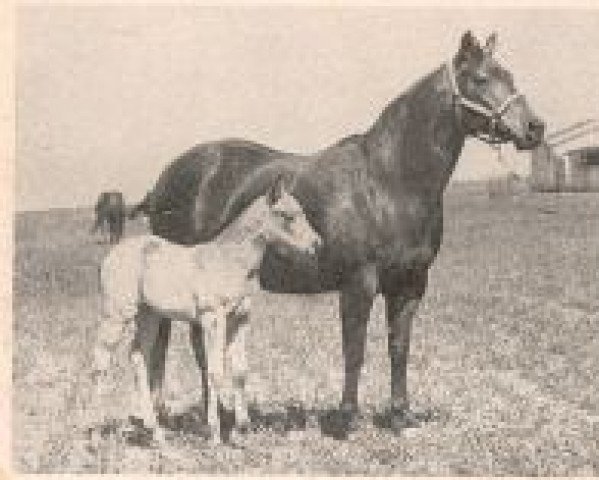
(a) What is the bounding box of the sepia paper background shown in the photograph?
[3,0,599,478]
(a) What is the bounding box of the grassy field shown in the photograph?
[12,188,599,475]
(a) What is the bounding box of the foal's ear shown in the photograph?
[267,174,286,205]
[484,32,498,56]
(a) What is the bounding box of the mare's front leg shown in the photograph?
[384,268,428,433]
[338,265,378,431]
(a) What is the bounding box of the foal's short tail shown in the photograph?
[96,237,148,353]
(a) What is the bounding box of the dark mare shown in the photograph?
[92,191,126,244]
[131,32,544,436]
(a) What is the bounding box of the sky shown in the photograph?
[16,5,599,211]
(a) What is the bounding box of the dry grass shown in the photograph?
[12,190,599,474]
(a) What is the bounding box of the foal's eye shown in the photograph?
[276,211,294,225]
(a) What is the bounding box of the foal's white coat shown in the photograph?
[94,178,320,445]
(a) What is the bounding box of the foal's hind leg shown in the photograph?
[131,315,165,444]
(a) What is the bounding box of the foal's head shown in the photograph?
[251,175,321,256]
[449,31,545,150]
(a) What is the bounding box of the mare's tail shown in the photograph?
[128,192,151,220]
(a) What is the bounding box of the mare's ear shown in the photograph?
[484,32,498,56]
[457,30,482,64]
[267,174,286,205]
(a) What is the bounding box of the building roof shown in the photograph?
[566,146,599,165]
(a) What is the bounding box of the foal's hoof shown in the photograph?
[236,422,251,435]
[152,426,166,446]
[210,434,222,447]
[229,423,250,445]
[206,425,223,446]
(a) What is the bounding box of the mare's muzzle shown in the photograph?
[446,60,545,150]
[517,116,545,149]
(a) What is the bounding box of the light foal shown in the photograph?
[93,175,321,445]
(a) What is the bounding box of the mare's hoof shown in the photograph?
[389,408,421,434]
[319,406,360,440]
[125,417,166,447]
[375,405,441,434]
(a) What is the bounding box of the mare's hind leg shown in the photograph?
[317,265,378,440]
[131,314,165,443]
[148,318,171,418]
[190,322,209,417]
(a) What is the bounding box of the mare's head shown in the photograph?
[255,175,321,256]
[449,31,545,150]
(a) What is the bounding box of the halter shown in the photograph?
[446,59,522,152]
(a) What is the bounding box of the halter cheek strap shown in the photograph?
[446,59,522,146]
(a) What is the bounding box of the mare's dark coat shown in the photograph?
[138,66,462,294]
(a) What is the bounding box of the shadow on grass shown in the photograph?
[162,401,311,442]
[372,406,444,431]
[90,402,445,447]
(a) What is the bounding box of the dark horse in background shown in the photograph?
[91,191,126,244]
[131,32,544,437]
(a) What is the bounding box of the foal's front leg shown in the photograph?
[228,313,250,432]
[200,308,227,445]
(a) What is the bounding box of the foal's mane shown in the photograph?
[210,159,308,241]
[213,193,271,244]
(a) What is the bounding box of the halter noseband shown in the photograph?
[446,59,522,147]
